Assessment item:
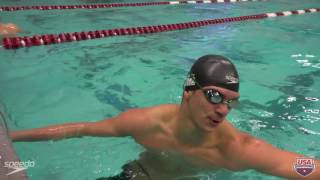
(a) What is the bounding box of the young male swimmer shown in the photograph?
[11,55,320,180]
[0,23,20,38]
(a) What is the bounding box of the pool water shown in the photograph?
[0,0,320,179]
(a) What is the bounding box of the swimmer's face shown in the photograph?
[186,85,239,131]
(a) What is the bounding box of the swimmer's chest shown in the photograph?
[136,135,229,170]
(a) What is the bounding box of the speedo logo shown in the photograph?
[225,75,238,84]
[3,160,35,175]
[186,73,196,86]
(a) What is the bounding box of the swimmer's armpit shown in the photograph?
[0,23,21,38]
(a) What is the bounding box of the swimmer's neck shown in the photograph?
[173,105,230,147]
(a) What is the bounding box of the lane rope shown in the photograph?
[0,0,265,12]
[2,8,319,49]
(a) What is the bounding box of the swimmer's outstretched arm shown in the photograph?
[11,108,148,142]
[11,122,92,141]
[234,134,320,179]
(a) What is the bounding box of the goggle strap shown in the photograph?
[185,85,198,91]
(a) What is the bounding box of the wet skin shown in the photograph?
[11,86,320,179]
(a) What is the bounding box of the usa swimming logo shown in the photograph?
[293,158,316,177]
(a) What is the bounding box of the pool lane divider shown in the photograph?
[0,0,264,12]
[2,8,319,49]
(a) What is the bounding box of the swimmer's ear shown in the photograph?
[183,90,193,101]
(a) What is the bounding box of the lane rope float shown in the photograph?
[0,0,265,12]
[2,8,319,49]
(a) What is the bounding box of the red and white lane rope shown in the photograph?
[2,8,319,49]
[0,0,264,12]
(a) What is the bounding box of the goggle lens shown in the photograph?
[204,89,239,108]
[205,90,223,103]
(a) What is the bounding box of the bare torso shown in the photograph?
[128,104,247,180]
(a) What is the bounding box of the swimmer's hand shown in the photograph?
[0,23,21,38]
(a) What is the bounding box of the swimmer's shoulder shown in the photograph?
[226,129,257,146]
[121,104,179,125]
[217,123,254,151]
[217,130,260,170]
[122,105,179,136]
[149,104,180,122]
[128,104,179,117]
[223,130,264,157]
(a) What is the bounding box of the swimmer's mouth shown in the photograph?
[208,117,221,125]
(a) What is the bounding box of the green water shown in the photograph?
[0,0,320,179]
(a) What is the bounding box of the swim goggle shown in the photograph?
[184,75,239,108]
[202,89,239,109]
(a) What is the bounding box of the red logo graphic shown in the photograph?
[293,158,316,177]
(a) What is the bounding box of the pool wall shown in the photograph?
[0,102,28,180]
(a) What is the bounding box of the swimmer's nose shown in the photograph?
[213,103,229,118]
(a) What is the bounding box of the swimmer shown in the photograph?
[11,55,320,180]
[0,23,21,38]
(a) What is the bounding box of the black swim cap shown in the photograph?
[184,55,239,92]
